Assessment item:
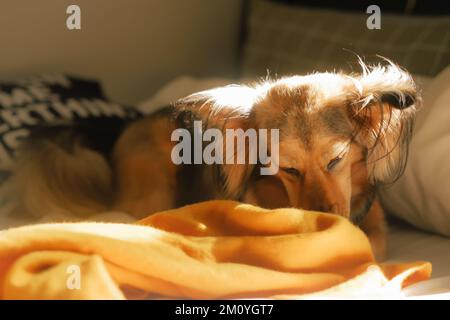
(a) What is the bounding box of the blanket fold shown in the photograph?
[0,200,431,299]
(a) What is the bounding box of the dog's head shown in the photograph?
[176,62,419,219]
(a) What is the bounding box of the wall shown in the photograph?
[0,0,244,104]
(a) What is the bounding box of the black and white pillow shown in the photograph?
[0,74,142,174]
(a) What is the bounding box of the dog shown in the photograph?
[3,62,418,260]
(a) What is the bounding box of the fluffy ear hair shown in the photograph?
[349,62,420,184]
[174,84,263,199]
[175,85,259,123]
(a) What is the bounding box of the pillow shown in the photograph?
[242,0,450,77]
[137,75,233,114]
[0,74,141,173]
[379,66,450,237]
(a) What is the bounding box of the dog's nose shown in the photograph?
[302,202,338,215]
[309,203,330,213]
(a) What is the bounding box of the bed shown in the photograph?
[0,0,449,299]
[1,71,449,299]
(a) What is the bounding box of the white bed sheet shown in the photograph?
[386,220,450,298]
[387,219,450,279]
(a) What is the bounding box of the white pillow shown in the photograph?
[137,76,232,114]
[379,66,450,237]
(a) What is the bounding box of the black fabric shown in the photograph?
[272,0,450,15]
[0,74,143,173]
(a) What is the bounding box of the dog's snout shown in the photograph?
[296,172,343,215]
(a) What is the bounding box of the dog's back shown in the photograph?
[2,106,217,220]
[2,117,127,220]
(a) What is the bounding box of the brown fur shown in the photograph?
[3,62,419,260]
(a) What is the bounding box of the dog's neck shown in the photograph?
[350,187,376,225]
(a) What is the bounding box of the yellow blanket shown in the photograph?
[0,200,431,299]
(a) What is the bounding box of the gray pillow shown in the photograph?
[242,0,450,77]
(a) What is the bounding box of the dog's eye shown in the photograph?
[327,156,342,171]
[281,167,301,177]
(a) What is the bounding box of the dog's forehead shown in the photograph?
[266,74,351,111]
[318,107,353,137]
[256,74,354,147]
[280,108,352,149]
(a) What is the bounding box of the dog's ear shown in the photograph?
[174,84,261,199]
[349,63,419,184]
